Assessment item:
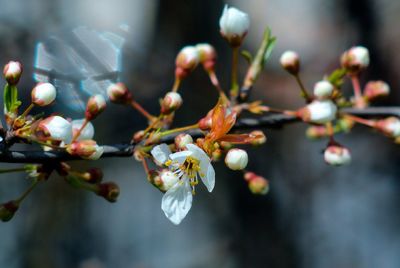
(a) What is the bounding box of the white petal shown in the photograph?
[72,119,95,141]
[161,182,193,225]
[169,150,192,164]
[151,144,172,165]
[186,144,215,192]
[186,143,210,162]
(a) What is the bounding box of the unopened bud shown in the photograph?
[72,119,94,141]
[306,125,328,139]
[363,81,390,101]
[161,92,182,114]
[36,116,72,144]
[0,201,19,222]
[219,5,250,47]
[196,43,217,72]
[341,46,370,74]
[225,148,248,170]
[297,100,337,124]
[313,80,334,99]
[66,140,104,160]
[158,170,180,192]
[97,182,120,202]
[107,83,132,104]
[244,172,269,195]
[175,46,200,80]
[175,133,193,150]
[376,117,400,138]
[85,168,103,183]
[31,82,57,106]
[279,51,300,75]
[85,94,106,120]
[212,148,223,161]
[249,130,267,145]
[133,130,145,143]
[3,61,22,85]
[324,144,351,166]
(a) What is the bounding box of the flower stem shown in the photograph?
[208,71,230,104]
[172,78,181,93]
[130,100,156,122]
[20,103,35,118]
[0,167,30,174]
[343,114,376,128]
[351,75,366,109]
[71,119,89,143]
[294,74,312,103]
[230,46,240,101]
[160,123,199,137]
[15,179,39,204]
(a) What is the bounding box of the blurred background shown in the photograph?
[1,0,400,267]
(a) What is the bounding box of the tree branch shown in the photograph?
[1,107,399,163]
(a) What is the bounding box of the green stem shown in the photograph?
[16,179,39,204]
[0,167,30,174]
[295,74,312,103]
[160,123,199,137]
[230,47,240,101]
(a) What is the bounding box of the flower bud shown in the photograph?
[324,144,351,166]
[175,133,193,150]
[85,94,106,121]
[36,116,72,144]
[71,119,95,141]
[306,125,328,139]
[107,82,132,104]
[97,182,120,202]
[158,170,180,192]
[363,81,390,101]
[341,46,370,74]
[249,130,267,146]
[161,92,182,114]
[66,140,104,160]
[219,5,250,47]
[313,80,334,99]
[3,61,22,85]
[244,172,269,195]
[196,43,217,72]
[31,82,57,106]
[279,51,300,75]
[212,148,223,161]
[85,168,103,183]
[175,46,200,80]
[133,130,145,143]
[225,148,248,170]
[0,201,19,222]
[376,117,400,138]
[297,100,337,124]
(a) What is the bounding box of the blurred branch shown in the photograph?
[1,107,399,163]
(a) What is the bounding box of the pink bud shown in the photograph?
[376,117,400,138]
[244,172,269,195]
[196,43,217,72]
[341,46,370,74]
[31,82,57,106]
[36,116,72,144]
[66,140,104,160]
[324,145,351,166]
[363,81,390,101]
[297,100,337,124]
[3,61,22,85]
[107,83,132,104]
[280,51,300,75]
[85,95,106,120]
[175,46,200,80]
[219,5,250,47]
[175,133,193,150]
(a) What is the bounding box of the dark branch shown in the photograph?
[1,107,399,163]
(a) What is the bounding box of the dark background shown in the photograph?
[0,0,400,267]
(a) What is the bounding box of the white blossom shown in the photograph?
[72,119,95,141]
[31,83,57,106]
[219,5,250,45]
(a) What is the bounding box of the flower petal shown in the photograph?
[161,181,193,225]
[169,150,192,164]
[186,144,215,192]
[151,144,172,165]
[186,143,210,162]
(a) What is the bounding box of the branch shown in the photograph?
[1,107,399,163]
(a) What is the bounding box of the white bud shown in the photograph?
[86,94,106,120]
[225,148,248,170]
[219,5,250,46]
[280,51,300,74]
[174,133,193,150]
[72,119,95,141]
[313,80,334,99]
[31,83,57,106]
[377,117,400,138]
[107,82,132,103]
[196,43,217,72]
[3,61,22,85]
[159,170,180,191]
[66,140,104,160]
[161,92,183,114]
[341,46,370,73]
[37,116,72,144]
[299,100,337,124]
[364,81,390,101]
[324,145,351,166]
[176,46,200,71]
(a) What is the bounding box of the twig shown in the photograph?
[0,107,399,163]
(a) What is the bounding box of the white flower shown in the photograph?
[301,100,337,124]
[313,81,334,99]
[37,116,72,144]
[225,148,248,170]
[151,143,215,225]
[324,145,351,166]
[219,5,250,46]
[31,82,57,106]
[279,51,300,74]
[72,119,95,141]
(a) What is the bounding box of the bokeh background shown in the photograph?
[1,0,400,267]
